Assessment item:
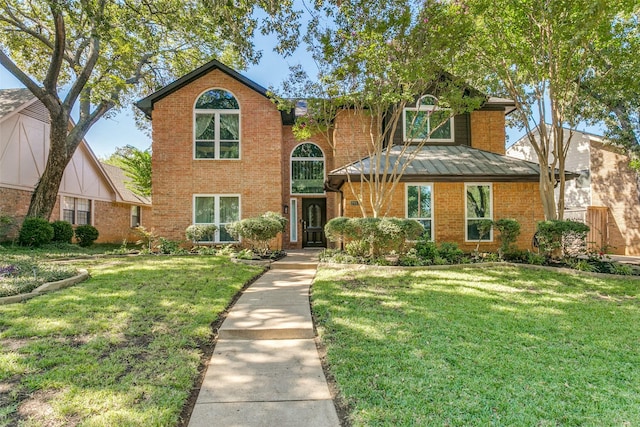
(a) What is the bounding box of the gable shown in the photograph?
[0,105,115,201]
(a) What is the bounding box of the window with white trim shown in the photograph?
[131,206,141,227]
[193,195,240,242]
[403,95,454,142]
[290,198,298,242]
[291,143,325,194]
[194,89,240,159]
[406,183,433,240]
[465,183,493,241]
[62,196,91,225]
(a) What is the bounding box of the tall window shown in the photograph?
[131,206,141,227]
[194,89,240,159]
[291,143,325,194]
[290,198,298,242]
[403,95,454,142]
[465,184,493,241]
[62,197,91,225]
[406,184,433,240]
[193,195,240,242]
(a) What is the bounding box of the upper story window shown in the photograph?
[194,89,240,159]
[291,143,325,195]
[403,95,454,143]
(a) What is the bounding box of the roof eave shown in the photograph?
[135,59,269,119]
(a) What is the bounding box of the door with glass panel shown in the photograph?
[302,198,326,247]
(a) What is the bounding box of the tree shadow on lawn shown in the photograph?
[0,256,262,426]
[312,265,640,426]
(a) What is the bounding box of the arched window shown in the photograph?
[403,94,454,142]
[291,143,325,194]
[194,89,240,159]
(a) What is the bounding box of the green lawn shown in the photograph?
[0,256,261,426]
[312,265,640,426]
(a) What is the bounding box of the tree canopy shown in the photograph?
[275,0,483,217]
[0,0,299,219]
[456,0,635,220]
[103,145,151,198]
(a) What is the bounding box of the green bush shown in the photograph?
[324,217,354,244]
[536,220,589,259]
[226,212,286,255]
[438,242,464,264]
[74,225,99,247]
[51,220,74,243]
[415,240,439,261]
[494,218,521,256]
[185,224,217,243]
[18,217,54,247]
[324,217,423,256]
[157,237,181,254]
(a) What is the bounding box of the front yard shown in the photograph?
[0,256,262,426]
[312,265,640,426]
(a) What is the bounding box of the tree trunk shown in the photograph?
[538,168,558,220]
[26,115,75,219]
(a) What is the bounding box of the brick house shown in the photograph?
[0,88,151,243]
[508,129,640,255]
[137,60,547,252]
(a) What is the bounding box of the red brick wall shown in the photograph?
[470,111,506,154]
[151,69,283,241]
[0,186,147,244]
[340,181,544,252]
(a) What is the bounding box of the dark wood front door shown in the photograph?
[302,198,326,247]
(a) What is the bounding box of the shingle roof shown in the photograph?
[0,88,36,121]
[100,162,151,205]
[328,145,561,187]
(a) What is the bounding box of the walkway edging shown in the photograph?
[0,269,89,305]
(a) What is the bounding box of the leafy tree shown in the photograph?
[578,5,640,168]
[103,145,152,197]
[274,0,483,217]
[0,0,299,220]
[457,0,633,219]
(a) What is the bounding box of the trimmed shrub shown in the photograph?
[51,220,74,243]
[324,217,423,256]
[18,217,54,247]
[536,220,589,259]
[157,237,181,254]
[494,218,521,256]
[226,212,286,255]
[324,217,353,245]
[185,224,217,243]
[74,225,99,247]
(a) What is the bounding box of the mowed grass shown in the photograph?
[0,256,261,426]
[312,266,640,426]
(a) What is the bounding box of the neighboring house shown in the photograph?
[0,88,151,243]
[507,129,640,255]
[137,59,547,252]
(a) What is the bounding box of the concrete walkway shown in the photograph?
[188,250,341,427]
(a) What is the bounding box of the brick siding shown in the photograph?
[151,69,283,241]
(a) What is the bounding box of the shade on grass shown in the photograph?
[312,266,640,426]
[0,256,261,426]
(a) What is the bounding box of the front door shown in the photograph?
[302,198,326,247]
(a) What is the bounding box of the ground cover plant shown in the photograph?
[0,256,77,297]
[312,265,640,426]
[0,256,262,426]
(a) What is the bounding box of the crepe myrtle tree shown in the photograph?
[272,0,483,218]
[0,0,300,220]
[456,0,633,219]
